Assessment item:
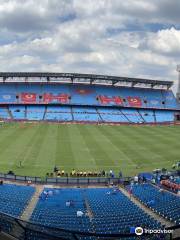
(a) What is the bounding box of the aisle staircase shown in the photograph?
[21,185,44,221]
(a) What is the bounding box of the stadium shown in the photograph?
[0,71,179,240]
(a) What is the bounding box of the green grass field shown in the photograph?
[0,122,179,177]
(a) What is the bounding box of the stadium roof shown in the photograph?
[0,72,173,89]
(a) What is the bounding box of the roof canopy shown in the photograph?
[0,72,173,89]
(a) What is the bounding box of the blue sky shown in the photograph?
[0,0,179,91]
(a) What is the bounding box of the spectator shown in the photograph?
[77,210,83,217]
[119,171,122,178]
[151,178,156,184]
[134,175,138,183]
[102,170,105,177]
[66,201,71,207]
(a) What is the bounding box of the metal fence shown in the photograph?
[0,172,132,185]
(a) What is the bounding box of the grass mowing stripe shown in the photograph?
[14,124,50,175]
[66,125,95,170]
[0,122,179,176]
[34,124,57,176]
[75,125,98,169]
[0,124,27,156]
[77,124,114,168]
[96,125,136,166]
[113,126,166,163]
[55,125,75,170]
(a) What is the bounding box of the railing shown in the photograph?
[0,172,132,185]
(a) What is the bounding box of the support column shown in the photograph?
[176,65,180,103]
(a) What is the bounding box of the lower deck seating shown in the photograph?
[0,184,35,217]
[0,105,175,123]
[121,109,143,123]
[31,188,161,235]
[0,107,10,119]
[31,188,92,232]
[155,111,174,122]
[9,106,25,119]
[97,108,128,122]
[72,107,100,122]
[139,110,155,123]
[0,184,35,234]
[85,188,161,234]
[45,106,72,121]
[26,106,45,120]
[132,183,180,224]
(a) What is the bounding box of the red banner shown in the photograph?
[127,96,142,107]
[98,95,123,105]
[21,93,37,103]
[43,93,69,104]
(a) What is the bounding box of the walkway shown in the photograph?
[21,185,44,221]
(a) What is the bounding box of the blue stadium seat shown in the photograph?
[0,84,177,122]
[0,84,177,109]
[0,184,35,217]
[121,109,142,123]
[132,183,180,224]
[139,110,155,123]
[0,107,11,119]
[45,106,72,121]
[31,188,161,235]
[26,106,45,121]
[9,106,25,119]
[97,108,129,122]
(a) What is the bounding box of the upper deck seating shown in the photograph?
[0,84,177,109]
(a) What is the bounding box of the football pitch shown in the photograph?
[0,122,179,177]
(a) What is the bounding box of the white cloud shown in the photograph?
[145,28,180,54]
[0,0,179,93]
